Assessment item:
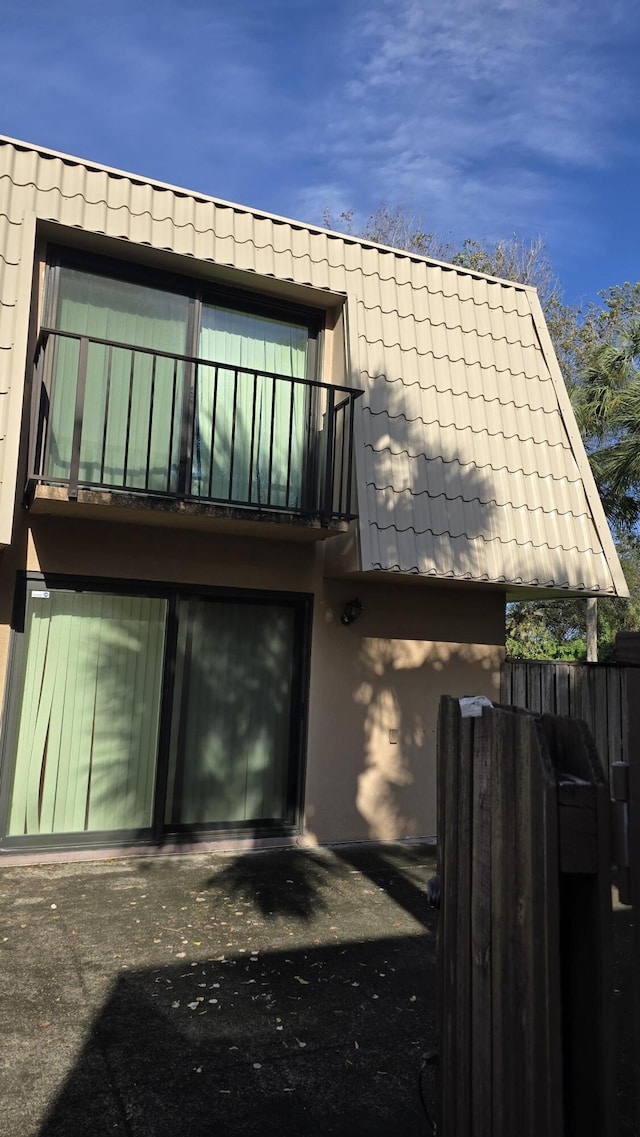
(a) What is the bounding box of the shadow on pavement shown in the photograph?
[37,933,436,1137]
[203,848,343,922]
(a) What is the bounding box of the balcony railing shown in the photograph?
[28,329,362,524]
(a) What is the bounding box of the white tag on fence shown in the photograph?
[459,695,493,718]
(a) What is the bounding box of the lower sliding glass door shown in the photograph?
[1,580,308,848]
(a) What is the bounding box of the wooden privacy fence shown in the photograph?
[501,661,630,778]
[437,696,615,1137]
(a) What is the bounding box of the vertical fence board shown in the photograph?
[541,662,556,716]
[437,697,461,1135]
[501,661,636,786]
[528,719,564,1137]
[606,668,623,778]
[454,719,474,1135]
[624,669,640,1134]
[490,710,528,1136]
[593,668,609,773]
[512,662,527,709]
[470,713,492,1136]
[556,663,571,716]
[500,663,512,705]
[620,669,629,766]
[528,663,543,713]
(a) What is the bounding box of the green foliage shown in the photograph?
[571,303,640,531]
[505,604,586,660]
[506,535,640,661]
[323,202,583,389]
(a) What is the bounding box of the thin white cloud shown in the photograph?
[1,0,637,295]
[291,0,638,246]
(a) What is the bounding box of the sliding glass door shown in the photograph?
[2,581,308,846]
[43,256,318,510]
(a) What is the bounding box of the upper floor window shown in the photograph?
[42,253,322,511]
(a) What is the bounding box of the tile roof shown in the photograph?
[0,136,627,596]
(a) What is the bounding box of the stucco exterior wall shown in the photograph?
[0,515,504,843]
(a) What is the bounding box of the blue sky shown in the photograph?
[2,0,639,307]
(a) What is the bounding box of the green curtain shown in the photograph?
[47,269,189,491]
[195,305,308,508]
[166,599,295,825]
[8,590,167,835]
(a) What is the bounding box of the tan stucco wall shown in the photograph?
[306,579,503,842]
[0,513,505,844]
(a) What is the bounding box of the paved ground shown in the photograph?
[0,843,439,1137]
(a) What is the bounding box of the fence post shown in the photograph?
[623,667,640,1133]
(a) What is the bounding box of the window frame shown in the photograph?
[40,248,326,512]
[44,246,323,378]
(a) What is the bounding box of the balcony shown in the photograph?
[27,329,362,535]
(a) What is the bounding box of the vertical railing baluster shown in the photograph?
[345,394,355,520]
[29,334,48,484]
[145,354,157,490]
[303,381,314,514]
[228,368,239,501]
[336,399,346,517]
[41,330,59,483]
[248,371,258,504]
[68,335,89,500]
[100,345,113,485]
[285,379,296,508]
[267,376,276,506]
[208,365,219,501]
[192,363,201,498]
[322,386,336,522]
[167,357,178,494]
[122,348,135,490]
[177,355,195,499]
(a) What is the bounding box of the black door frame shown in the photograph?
[0,571,313,854]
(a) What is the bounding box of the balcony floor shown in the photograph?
[29,485,351,541]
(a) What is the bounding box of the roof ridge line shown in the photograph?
[0,136,538,293]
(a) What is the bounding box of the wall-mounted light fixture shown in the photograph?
[341,597,364,626]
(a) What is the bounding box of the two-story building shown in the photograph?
[0,136,627,858]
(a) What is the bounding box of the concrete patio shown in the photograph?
[0,843,439,1137]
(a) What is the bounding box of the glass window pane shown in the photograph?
[7,589,167,836]
[47,268,189,491]
[166,599,296,826]
[195,305,308,507]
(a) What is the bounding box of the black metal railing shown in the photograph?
[28,329,362,523]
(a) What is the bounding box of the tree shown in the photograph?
[506,534,640,661]
[323,204,581,389]
[572,307,640,532]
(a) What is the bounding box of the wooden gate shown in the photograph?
[437,697,616,1136]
